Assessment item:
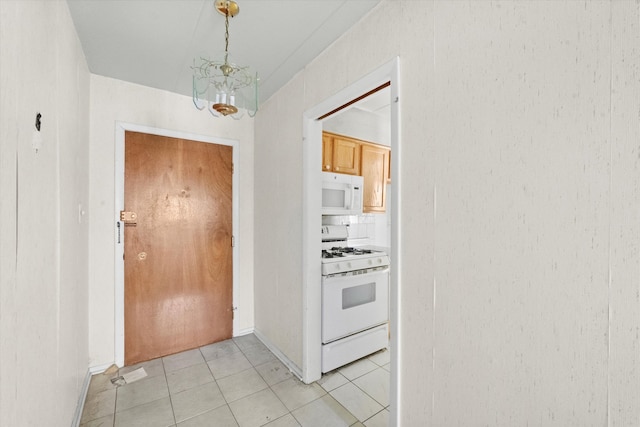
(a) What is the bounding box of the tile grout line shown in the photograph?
[161,357,178,427]
[237,339,296,425]
[232,336,328,426]
[199,346,242,427]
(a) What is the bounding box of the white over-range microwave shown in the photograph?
[321,172,363,215]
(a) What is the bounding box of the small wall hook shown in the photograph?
[35,113,42,131]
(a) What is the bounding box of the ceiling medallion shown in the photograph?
[192,0,258,119]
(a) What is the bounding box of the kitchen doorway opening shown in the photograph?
[301,57,401,424]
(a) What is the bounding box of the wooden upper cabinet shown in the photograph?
[361,144,389,213]
[322,132,361,175]
[322,133,334,172]
[321,131,391,213]
[386,150,391,183]
[333,137,361,175]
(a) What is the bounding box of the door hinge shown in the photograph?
[232,163,234,174]
[231,235,235,247]
[232,306,237,319]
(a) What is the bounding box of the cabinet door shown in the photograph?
[322,134,334,171]
[386,149,391,183]
[361,144,389,213]
[332,137,361,175]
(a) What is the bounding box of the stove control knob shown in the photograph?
[368,259,373,265]
[347,262,352,269]
[334,264,340,271]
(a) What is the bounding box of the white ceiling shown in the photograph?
[66,0,382,106]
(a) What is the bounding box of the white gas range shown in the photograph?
[320,225,390,373]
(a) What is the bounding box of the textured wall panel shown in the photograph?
[609,2,640,426]
[432,1,611,425]
[255,0,640,425]
[0,0,90,424]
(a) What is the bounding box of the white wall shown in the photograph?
[254,1,640,425]
[608,3,640,422]
[88,76,255,367]
[0,1,91,425]
[323,108,391,146]
[254,71,307,368]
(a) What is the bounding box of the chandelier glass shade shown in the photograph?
[192,0,258,119]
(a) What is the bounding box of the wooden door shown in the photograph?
[361,144,389,213]
[124,131,233,365]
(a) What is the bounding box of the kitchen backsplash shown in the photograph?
[322,213,390,247]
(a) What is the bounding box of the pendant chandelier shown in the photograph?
[192,0,258,119]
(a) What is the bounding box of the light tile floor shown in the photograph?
[80,334,390,427]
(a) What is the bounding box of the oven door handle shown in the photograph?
[323,266,390,280]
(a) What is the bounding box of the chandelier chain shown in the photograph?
[224,11,230,63]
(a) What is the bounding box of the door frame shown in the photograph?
[114,122,240,367]
[301,57,401,423]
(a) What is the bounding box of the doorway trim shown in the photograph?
[114,122,240,367]
[301,57,401,422]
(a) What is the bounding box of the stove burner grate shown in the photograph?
[322,250,345,259]
[322,247,375,259]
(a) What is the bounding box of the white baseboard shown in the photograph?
[70,369,92,427]
[89,362,118,375]
[71,362,119,426]
[233,326,255,337]
[252,328,303,381]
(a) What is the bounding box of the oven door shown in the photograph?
[321,267,389,344]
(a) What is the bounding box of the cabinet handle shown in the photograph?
[335,167,340,171]
[325,165,331,170]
